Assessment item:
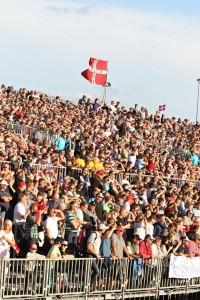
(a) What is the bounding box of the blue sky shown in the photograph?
[1,0,200,121]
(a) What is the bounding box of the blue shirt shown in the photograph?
[191,154,199,166]
[55,137,69,151]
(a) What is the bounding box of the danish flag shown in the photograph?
[81,57,108,85]
[158,105,166,112]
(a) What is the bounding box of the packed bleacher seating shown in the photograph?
[0,84,199,298]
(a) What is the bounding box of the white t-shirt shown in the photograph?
[0,230,13,259]
[151,243,163,256]
[122,179,130,186]
[145,223,154,239]
[133,222,145,240]
[45,216,59,239]
[122,201,131,212]
[13,202,26,224]
[87,232,101,255]
[76,209,83,221]
[0,230,13,250]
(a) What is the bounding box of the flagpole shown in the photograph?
[103,84,107,104]
[196,79,200,124]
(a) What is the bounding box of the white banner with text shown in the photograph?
[169,254,200,279]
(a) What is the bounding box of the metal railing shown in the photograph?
[5,121,76,149]
[4,120,196,158]
[0,160,200,188]
[125,173,200,189]
[0,257,200,300]
[33,164,68,182]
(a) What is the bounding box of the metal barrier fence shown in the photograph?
[0,160,200,188]
[4,121,194,157]
[126,173,200,189]
[33,164,68,182]
[5,122,76,149]
[0,257,200,300]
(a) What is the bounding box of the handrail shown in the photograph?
[0,161,199,187]
[4,121,195,158]
[0,257,199,299]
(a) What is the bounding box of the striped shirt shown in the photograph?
[111,233,125,257]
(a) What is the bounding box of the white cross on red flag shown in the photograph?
[81,57,108,85]
[158,104,166,112]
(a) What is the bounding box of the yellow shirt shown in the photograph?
[73,158,85,168]
[88,161,94,169]
[94,162,104,170]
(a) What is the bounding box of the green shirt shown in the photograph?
[47,245,61,259]
[127,242,139,255]
[103,203,112,213]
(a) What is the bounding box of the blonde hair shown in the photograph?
[4,219,13,231]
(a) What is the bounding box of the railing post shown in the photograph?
[0,260,3,300]
[85,258,92,299]
[156,258,163,299]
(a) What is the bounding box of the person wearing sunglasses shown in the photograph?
[60,241,74,258]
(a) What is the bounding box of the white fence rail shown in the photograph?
[0,257,200,299]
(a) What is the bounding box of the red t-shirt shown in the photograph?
[34,201,46,211]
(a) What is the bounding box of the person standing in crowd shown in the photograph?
[153,215,168,237]
[25,243,46,294]
[110,225,130,289]
[151,236,164,258]
[0,219,16,259]
[55,132,69,152]
[111,225,130,259]
[24,203,43,249]
[79,168,91,198]
[86,223,108,290]
[139,234,153,263]
[0,180,12,227]
[13,194,29,246]
[127,234,142,281]
[60,240,74,258]
[47,237,63,294]
[43,207,65,255]
[65,201,81,247]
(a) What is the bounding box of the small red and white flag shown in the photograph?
[12,243,20,256]
[81,57,108,85]
[158,104,166,112]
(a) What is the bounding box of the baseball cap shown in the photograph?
[0,180,9,186]
[98,223,108,230]
[116,225,125,233]
[96,193,104,198]
[61,241,68,246]
[126,195,133,201]
[18,181,26,188]
[97,170,104,175]
[132,234,142,241]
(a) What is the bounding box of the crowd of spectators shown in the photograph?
[0,84,200,289]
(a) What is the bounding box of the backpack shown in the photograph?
[77,227,97,257]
